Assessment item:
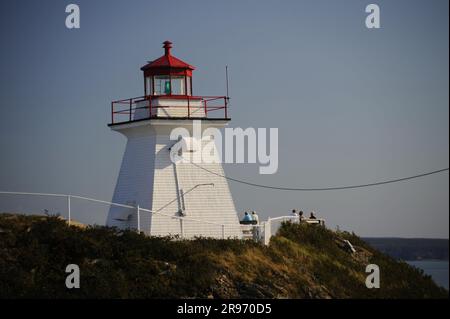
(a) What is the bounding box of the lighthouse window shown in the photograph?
[154,76,171,95]
[146,76,153,95]
[170,76,186,95]
[164,81,171,94]
[187,76,192,95]
[154,76,187,95]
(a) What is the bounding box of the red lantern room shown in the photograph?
[141,41,194,96]
[109,41,228,125]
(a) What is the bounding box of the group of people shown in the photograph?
[291,209,317,221]
[240,209,318,224]
[241,211,259,224]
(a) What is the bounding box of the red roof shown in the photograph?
[141,41,195,72]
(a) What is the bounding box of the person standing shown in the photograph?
[242,211,253,223]
[251,211,259,224]
[299,210,305,223]
[251,211,260,240]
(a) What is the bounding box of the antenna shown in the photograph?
[225,65,230,102]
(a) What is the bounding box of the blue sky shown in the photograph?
[0,0,448,237]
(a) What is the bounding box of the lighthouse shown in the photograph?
[106,41,242,239]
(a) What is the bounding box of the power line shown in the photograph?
[189,163,449,191]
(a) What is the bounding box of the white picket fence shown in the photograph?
[0,191,324,245]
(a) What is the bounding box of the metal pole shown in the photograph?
[222,224,225,239]
[137,205,140,233]
[225,65,229,98]
[67,195,71,226]
[225,65,229,119]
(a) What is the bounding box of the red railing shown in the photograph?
[109,95,229,125]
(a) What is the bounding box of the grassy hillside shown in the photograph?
[0,213,447,299]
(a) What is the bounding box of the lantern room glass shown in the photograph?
[145,76,153,95]
[147,75,192,96]
[153,76,170,95]
[170,77,185,95]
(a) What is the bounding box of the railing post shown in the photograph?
[111,102,114,124]
[221,224,225,239]
[129,98,132,122]
[187,99,190,118]
[187,95,190,118]
[136,205,140,233]
[264,218,272,246]
[149,96,152,118]
[67,195,71,226]
[224,97,228,118]
[180,218,184,238]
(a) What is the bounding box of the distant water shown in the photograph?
[406,260,449,290]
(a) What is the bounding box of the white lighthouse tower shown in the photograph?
[106,41,241,238]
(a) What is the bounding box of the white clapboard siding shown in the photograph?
[107,120,242,239]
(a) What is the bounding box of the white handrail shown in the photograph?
[0,190,232,228]
[70,194,140,210]
[268,216,298,222]
[0,191,68,198]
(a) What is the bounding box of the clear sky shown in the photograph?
[0,0,448,238]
